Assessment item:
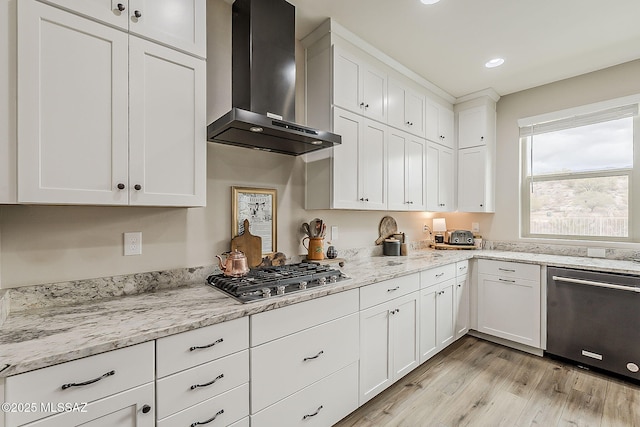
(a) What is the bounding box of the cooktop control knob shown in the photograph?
[299,281,307,290]
[276,285,286,295]
[330,275,338,283]
[261,288,271,298]
[318,277,327,285]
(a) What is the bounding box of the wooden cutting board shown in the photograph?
[231,219,262,268]
[375,216,398,245]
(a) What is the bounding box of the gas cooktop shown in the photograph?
[206,262,349,303]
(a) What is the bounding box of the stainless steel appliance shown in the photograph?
[207,262,349,303]
[447,230,474,245]
[547,267,640,381]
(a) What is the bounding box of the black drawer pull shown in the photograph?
[498,278,516,283]
[303,405,323,420]
[190,338,223,351]
[387,286,400,292]
[498,268,516,272]
[191,409,224,426]
[303,350,324,362]
[190,374,224,390]
[61,370,115,390]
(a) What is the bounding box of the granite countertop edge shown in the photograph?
[2,249,639,378]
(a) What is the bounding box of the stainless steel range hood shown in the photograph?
[207,0,341,155]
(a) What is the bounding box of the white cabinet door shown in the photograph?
[332,46,386,121]
[359,303,392,404]
[458,106,487,149]
[332,108,362,209]
[129,36,206,206]
[436,279,455,349]
[406,136,426,210]
[333,47,362,115]
[455,274,470,339]
[17,0,129,205]
[360,292,419,404]
[387,130,407,211]
[426,141,454,211]
[419,284,438,363]
[426,101,454,148]
[128,0,206,58]
[360,119,387,209]
[477,273,541,348]
[390,293,419,379]
[387,130,425,211]
[458,146,486,212]
[362,64,387,122]
[37,0,129,29]
[387,79,425,137]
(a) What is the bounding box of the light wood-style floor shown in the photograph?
[335,336,640,427]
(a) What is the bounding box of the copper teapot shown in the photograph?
[216,249,250,277]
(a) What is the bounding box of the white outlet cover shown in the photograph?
[124,232,142,256]
[471,222,480,232]
[587,247,606,258]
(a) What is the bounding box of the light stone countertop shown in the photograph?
[1,248,639,378]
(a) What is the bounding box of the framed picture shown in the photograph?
[232,186,277,254]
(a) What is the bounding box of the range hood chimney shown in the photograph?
[207,0,341,156]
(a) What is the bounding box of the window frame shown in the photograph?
[519,95,640,243]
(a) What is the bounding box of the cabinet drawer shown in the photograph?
[251,313,359,413]
[420,263,456,288]
[251,362,358,427]
[456,260,469,276]
[5,341,153,426]
[360,273,419,309]
[478,259,540,281]
[157,383,249,427]
[251,289,358,346]
[156,349,249,420]
[156,316,248,377]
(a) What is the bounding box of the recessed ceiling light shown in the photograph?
[485,58,505,68]
[420,0,441,4]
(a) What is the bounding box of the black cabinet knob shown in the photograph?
[116,183,125,190]
[134,10,142,18]
[116,3,125,11]
[142,405,151,414]
[134,184,142,191]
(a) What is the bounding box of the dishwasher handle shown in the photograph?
[551,276,640,293]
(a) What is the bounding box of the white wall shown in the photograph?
[481,59,640,244]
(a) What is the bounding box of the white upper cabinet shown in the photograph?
[18,1,130,205]
[388,129,426,211]
[426,100,454,148]
[128,37,206,206]
[128,0,206,58]
[456,101,496,212]
[458,105,494,149]
[333,46,387,122]
[307,108,386,210]
[17,0,206,206]
[426,141,454,212]
[38,0,206,57]
[388,78,425,137]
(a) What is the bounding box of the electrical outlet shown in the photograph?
[124,232,142,256]
[331,226,339,241]
[423,224,429,233]
[587,247,606,258]
[471,222,480,233]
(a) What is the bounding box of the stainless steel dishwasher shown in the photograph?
[547,266,640,381]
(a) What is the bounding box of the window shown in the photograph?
[520,100,639,241]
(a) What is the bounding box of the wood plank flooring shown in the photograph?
[335,336,640,427]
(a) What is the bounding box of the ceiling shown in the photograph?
[288,0,640,99]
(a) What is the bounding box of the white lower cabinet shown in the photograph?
[477,260,541,348]
[4,342,155,427]
[359,290,419,404]
[250,289,360,423]
[251,363,358,427]
[155,317,250,426]
[455,271,470,339]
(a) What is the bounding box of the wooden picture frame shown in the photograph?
[232,186,277,254]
